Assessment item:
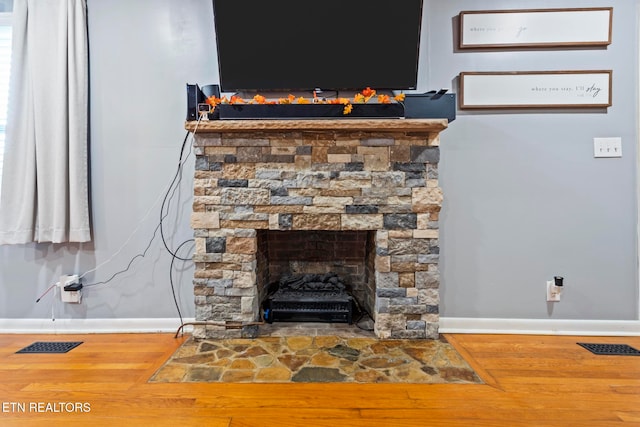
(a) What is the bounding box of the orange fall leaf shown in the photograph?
[361,87,376,97]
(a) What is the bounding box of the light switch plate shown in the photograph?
[594,137,622,158]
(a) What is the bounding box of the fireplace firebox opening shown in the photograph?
[256,230,376,326]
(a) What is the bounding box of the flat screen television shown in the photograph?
[211,0,423,93]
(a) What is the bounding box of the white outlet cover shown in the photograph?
[546,281,561,302]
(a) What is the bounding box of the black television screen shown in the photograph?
[212,0,423,93]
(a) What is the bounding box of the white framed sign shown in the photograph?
[459,71,612,109]
[459,8,613,49]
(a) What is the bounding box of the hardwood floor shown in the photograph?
[0,333,639,426]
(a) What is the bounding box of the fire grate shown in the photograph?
[577,343,640,356]
[16,341,83,354]
[264,273,353,324]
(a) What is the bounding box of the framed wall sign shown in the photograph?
[459,8,613,49]
[459,71,612,109]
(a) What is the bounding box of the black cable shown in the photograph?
[84,130,195,287]
[84,222,162,287]
[169,238,194,327]
[158,131,197,323]
[352,296,374,332]
[159,132,192,261]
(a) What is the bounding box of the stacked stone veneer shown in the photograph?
[190,121,444,339]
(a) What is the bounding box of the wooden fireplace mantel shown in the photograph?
[185,118,448,133]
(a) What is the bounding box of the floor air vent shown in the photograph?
[16,341,83,354]
[577,343,640,356]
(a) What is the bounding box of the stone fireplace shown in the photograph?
[188,118,447,339]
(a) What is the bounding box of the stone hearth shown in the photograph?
[187,119,447,340]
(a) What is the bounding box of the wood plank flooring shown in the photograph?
[0,333,638,426]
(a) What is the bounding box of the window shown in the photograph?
[0,8,11,201]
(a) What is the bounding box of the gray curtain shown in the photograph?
[0,0,90,244]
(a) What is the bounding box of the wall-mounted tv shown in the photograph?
[212,0,423,93]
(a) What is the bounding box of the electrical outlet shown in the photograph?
[593,137,622,158]
[59,274,82,304]
[546,280,561,302]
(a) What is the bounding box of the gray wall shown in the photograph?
[0,0,218,320]
[432,0,638,320]
[0,0,637,323]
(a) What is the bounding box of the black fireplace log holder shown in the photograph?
[263,273,354,324]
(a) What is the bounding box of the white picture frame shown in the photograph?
[459,71,612,109]
[459,8,613,49]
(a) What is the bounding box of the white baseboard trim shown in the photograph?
[0,318,196,334]
[439,317,640,336]
[2,317,639,336]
